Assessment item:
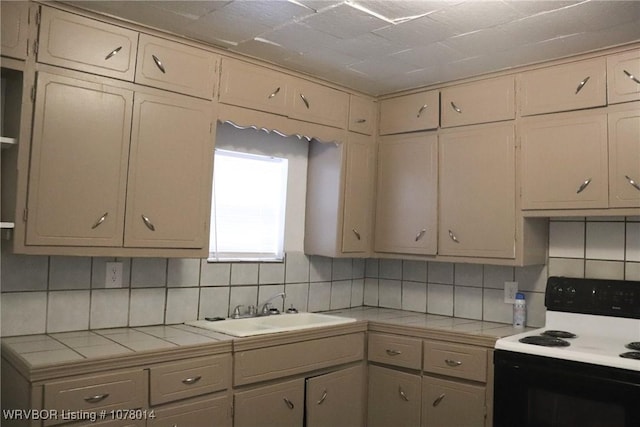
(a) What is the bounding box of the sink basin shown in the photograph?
[185,312,356,337]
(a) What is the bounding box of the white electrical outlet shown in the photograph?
[504,281,518,304]
[105,262,123,288]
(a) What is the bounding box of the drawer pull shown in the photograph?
[181,376,202,385]
[317,390,328,405]
[84,393,109,404]
[152,54,166,74]
[414,229,426,242]
[576,178,592,194]
[623,69,640,85]
[352,228,361,240]
[448,229,460,244]
[450,101,462,114]
[105,46,122,61]
[268,87,281,99]
[433,393,446,407]
[445,359,462,367]
[417,104,428,118]
[141,214,156,231]
[283,397,295,410]
[575,76,590,94]
[398,387,410,402]
[356,118,367,123]
[300,93,310,109]
[386,349,402,356]
[625,175,640,192]
[91,212,108,229]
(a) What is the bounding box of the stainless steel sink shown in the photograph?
[185,312,356,337]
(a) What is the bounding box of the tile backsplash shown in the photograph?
[2,217,639,337]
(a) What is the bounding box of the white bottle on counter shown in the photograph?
[513,292,526,328]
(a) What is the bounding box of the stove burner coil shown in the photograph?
[542,330,577,339]
[519,335,571,347]
[625,342,640,351]
[619,351,640,360]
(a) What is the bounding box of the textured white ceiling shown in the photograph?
[69,0,640,96]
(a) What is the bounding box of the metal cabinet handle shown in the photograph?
[450,101,462,114]
[417,104,428,118]
[268,87,281,99]
[91,212,108,229]
[283,397,295,410]
[432,393,446,407]
[141,214,156,231]
[105,46,122,60]
[625,175,640,192]
[575,76,590,94]
[399,387,410,402]
[576,178,592,194]
[445,359,462,367]
[84,394,109,403]
[415,229,426,242]
[300,93,310,109]
[448,229,460,244]
[317,390,328,405]
[356,118,367,123]
[181,376,202,385]
[386,349,402,356]
[623,69,640,85]
[352,229,361,240]
[152,54,166,74]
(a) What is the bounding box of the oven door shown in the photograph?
[494,350,640,427]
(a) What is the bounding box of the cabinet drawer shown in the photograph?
[423,341,487,383]
[149,354,231,405]
[368,333,422,370]
[348,95,376,135]
[148,394,231,427]
[44,369,147,426]
[38,7,138,81]
[379,90,439,135]
[441,75,514,127]
[422,375,485,427]
[519,57,606,116]
[608,50,640,104]
[136,33,218,99]
[290,78,349,128]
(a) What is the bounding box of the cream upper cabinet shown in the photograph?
[441,76,515,128]
[519,57,606,116]
[608,103,640,208]
[368,365,422,427]
[1,1,29,60]
[421,376,485,427]
[348,95,376,135]
[305,365,365,427]
[374,132,438,255]
[607,49,640,104]
[521,111,609,210]
[379,90,439,135]
[135,34,219,100]
[439,123,515,259]
[290,78,349,128]
[38,6,138,81]
[218,58,289,116]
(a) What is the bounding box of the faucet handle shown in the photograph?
[261,302,272,315]
[232,305,244,319]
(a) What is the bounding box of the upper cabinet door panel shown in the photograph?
[348,95,376,135]
[441,75,515,128]
[1,1,29,60]
[609,103,640,208]
[135,34,218,100]
[219,58,289,116]
[290,79,349,128]
[38,7,138,81]
[519,57,606,116]
[607,50,640,104]
[379,90,439,135]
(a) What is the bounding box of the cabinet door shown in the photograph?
[607,50,640,104]
[342,133,374,253]
[519,57,606,116]
[218,58,289,116]
[441,76,515,128]
[368,365,421,427]
[521,112,609,210]
[38,7,138,81]
[422,375,485,427]
[148,394,231,427]
[348,95,375,135]
[27,72,132,246]
[439,123,515,258]
[609,104,640,208]
[306,365,365,427]
[1,1,29,60]
[374,132,437,255]
[124,92,214,248]
[290,79,349,128]
[379,91,439,135]
[234,378,304,427]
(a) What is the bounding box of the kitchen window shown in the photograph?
[208,149,288,262]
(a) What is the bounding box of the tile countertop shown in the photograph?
[1,307,530,380]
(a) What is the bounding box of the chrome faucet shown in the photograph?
[260,292,286,315]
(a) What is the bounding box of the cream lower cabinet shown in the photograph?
[374,132,438,255]
[368,365,422,427]
[148,394,231,427]
[234,379,304,427]
[306,365,365,427]
[438,123,515,259]
[422,376,485,427]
